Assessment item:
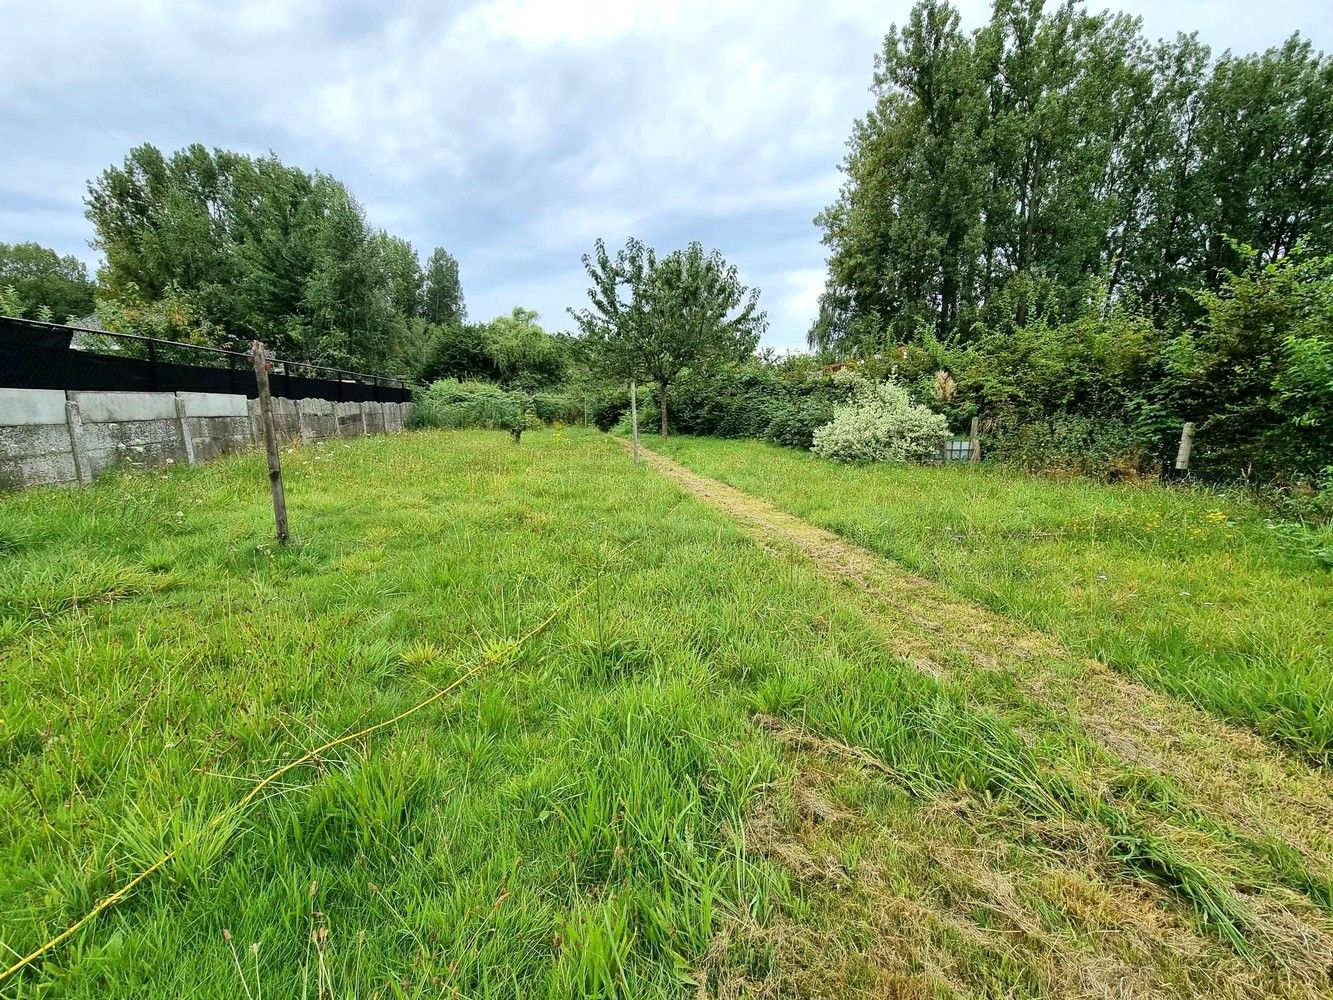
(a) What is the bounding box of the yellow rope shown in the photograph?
[1,576,599,985]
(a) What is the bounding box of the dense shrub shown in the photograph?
[985,414,1153,481]
[668,363,787,438]
[530,389,589,425]
[811,374,947,463]
[762,397,836,449]
[418,308,570,391]
[1169,246,1333,481]
[588,389,629,431]
[411,379,530,430]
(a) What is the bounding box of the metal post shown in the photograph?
[251,341,290,543]
[629,380,641,464]
[147,337,158,390]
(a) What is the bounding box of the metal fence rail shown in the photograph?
[0,316,412,404]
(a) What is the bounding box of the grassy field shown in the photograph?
[2,428,1331,997]
[651,436,1332,764]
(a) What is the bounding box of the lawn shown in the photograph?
[651,436,1333,763]
[2,428,1330,997]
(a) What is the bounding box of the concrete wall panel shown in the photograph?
[0,388,67,426]
[186,415,254,462]
[178,391,249,418]
[75,391,177,423]
[0,450,78,489]
[335,402,365,437]
[363,402,385,435]
[1,391,411,489]
[80,417,187,477]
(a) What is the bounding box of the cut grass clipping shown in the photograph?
[2,428,1330,997]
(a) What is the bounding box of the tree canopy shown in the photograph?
[571,238,766,435]
[85,143,465,374]
[0,242,96,322]
[813,0,1333,353]
[423,248,466,327]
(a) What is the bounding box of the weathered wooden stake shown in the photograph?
[629,380,641,464]
[252,341,290,543]
[1174,421,1196,472]
[969,415,981,464]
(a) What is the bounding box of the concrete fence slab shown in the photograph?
[74,391,177,423]
[0,387,67,426]
[178,391,249,418]
[1,391,411,489]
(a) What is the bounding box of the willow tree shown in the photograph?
[571,238,766,436]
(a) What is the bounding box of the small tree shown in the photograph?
[571,238,766,436]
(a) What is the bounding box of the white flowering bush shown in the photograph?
[811,373,948,463]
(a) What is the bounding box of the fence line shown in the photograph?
[0,316,411,404]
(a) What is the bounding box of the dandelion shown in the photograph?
[1206,510,1228,523]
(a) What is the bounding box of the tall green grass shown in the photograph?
[1,428,1324,996]
[652,437,1332,763]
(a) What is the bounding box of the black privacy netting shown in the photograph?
[0,317,411,403]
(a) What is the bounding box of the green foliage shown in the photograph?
[667,363,787,439]
[986,413,1155,481]
[922,249,1333,483]
[422,247,466,326]
[571,238,767,435]
[485,308,567,390]
[85,143,459,375]
[418,321,497,383]
[811,373,949,463]
[0,285,24,317]
[0,241,96,322]
[417,308,569,392]
[815,2,1333,351]
[1170,245,1333,480]
[92,283,227,347]
[410,379,531,431]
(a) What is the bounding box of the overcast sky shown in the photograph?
[2,1,1330,349]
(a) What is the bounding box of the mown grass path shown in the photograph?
[632,439,1333,858]
[630,438,1333,989]
[650,436,1332,764]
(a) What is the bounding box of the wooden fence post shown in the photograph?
[969,416,981,464]
[629,380,641,464]
[1175,421,1196,472]
[252,341,290,543]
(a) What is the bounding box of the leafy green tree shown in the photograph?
[814,1,1333,354]
[85,143,450,375]
[571,238,766,436]
[418,322,497,383]
[423,248,466,326]
[0,242,96,321]
[485,308,566,390]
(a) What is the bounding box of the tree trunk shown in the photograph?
[659,381,669,437]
